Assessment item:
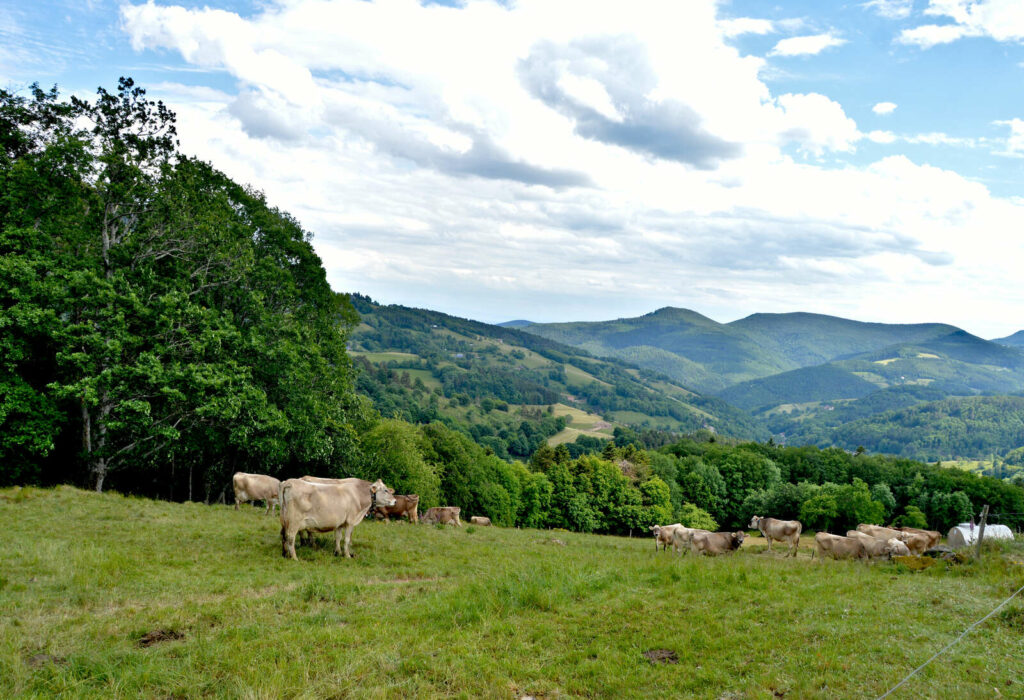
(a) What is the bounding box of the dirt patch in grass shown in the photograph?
[27,653,65,668]
[643,648,678,664]
[138,629,185,647]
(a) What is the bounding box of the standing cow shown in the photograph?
[748,516,802,557]
[279,478,395,560]
[375,494,420,523]
[232,472,281,515]
[811,533,866,561]
[650,523,685,552]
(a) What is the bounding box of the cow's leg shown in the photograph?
[765,536,773,553]
[235,500,240,511]
[264,499,272,515]
[282,526,298,560]
[334,527,344,556]
[342,523,356,558]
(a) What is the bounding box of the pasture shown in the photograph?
[2,487,1024,699]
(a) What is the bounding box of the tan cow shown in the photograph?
[375,495,420,523]
[887,538,911,556]
[812,533,866,561]
[469,516,491,526]
[899,527,941,550]
[279,478,395,560]
[749,516,802,557]
[421,506,461,527]
[650,523,684,552]
[232,472,281,515]
[690,531,745,556]
[846,530,902,559]
[670,526,711,555]
[856,523,928,554]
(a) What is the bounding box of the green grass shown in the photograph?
[3,487,1024,698]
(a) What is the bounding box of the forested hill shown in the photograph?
[347,295,769,457]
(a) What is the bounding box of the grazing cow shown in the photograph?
[469,516,491,526]
[670,526,711,555]
[690,531,745,556]
[812,533,866,561]
[232,472,281,515]
[847,530,901,559]
[650,523,684,552]
[375,494,420,524]
[887,538,911,557]
[749,516,803,557]
[421,506,461,527]
[279,478,395,560]
[899,527,941,550]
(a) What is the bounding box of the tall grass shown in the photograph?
[2,486,1023,698]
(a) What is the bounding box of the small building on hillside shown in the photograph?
[947,523,1015,548]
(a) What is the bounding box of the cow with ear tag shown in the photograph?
[279,478,396,560]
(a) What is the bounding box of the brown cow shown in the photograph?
[812,532,866,561]
[650,523,684,552]
[279,478,395,560]
[375,494,420,523]
[847,530,902,559]
[469,516,491,526]
[899,527,941,550]
[421,506,461,527]
[690,531,745,556]
[671,526,711,555]
[232,472,281,514]
[749,515,802,557]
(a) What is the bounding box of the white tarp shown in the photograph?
[947,523,1015,548]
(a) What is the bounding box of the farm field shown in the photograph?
[3,487,1024,699]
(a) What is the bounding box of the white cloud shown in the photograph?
[718,17,775,38]
[900,0,1024,47]
[769,32,847,57]
[867,129,897,143]
[863,0,914,19]
[994,118,1024,156]
[872,101,897,115]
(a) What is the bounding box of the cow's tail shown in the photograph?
[280,482,293,519]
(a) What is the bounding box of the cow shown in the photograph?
[748,516,802,557]
[650,523,684,552]
[232,472,281,515]
[421,506,461,527]
[846,530,902,559]
[375,494,420,524]
[811,533,866,561]
[670,526,711,555]
[899,527,941,550]
[690,531,745,556]
[469,516,491,526]
[279,478,395,560]
[887,538,911,557]
[856,524,928,554]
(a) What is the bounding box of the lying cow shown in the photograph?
[749,515,802,557]
[899,527,941,550]
[857,523,927,554]
[812,533,866,561]
[375,494,420,523]
[846,530,902,559]
[671,526,711,555]
[232,472,281,515]
[650,523,684,552]
[279,478,395,560]
[690,531,745,556]
[421,506,461,527]
[887,538,911,556]
[469,516,491,526]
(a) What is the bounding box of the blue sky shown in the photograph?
[3,0,1024,338]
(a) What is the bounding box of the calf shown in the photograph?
[812,533,866,561]
[375,494,420,523]
[232,472,281,515]
[279,478,395,560]
[469,516,491,526]
[749,515,802,557]
[690,531,745,556]
[650,523,684,552]
[421,506,461,527]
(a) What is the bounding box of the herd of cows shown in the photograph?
[231,472,490,560]
[232,471,941,562]
[651,516,941,560]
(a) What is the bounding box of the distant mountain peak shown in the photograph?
[993,330,1024,348]
[498,320,534,328]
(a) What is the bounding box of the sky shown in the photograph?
[3,0,1024,338]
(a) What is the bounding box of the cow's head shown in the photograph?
[732,532,746,549]
[650,525,661,537]
[748,515,763,530]
[370,480,397,508]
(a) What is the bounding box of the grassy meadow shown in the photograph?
[3,487,1024,699]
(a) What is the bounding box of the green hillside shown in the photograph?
[993,330,1024,348]
[348,296,768,454]
[718,364,879,412]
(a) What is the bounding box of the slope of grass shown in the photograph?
[3,487,1024,698]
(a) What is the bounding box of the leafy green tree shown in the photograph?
[893,505,928,529]
[677,502,717,530]
[800,492,838,532]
